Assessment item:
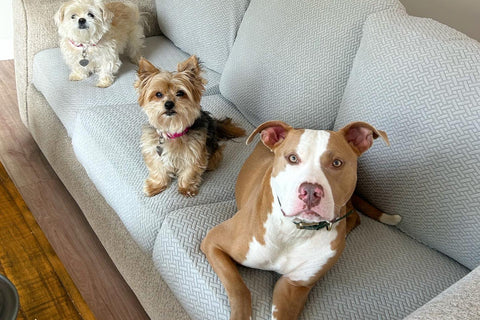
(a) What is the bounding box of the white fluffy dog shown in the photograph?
[55,0,144,87]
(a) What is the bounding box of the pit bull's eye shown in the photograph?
[88,12,94,18]
[287,154,299,164]
[176,90,185,97]
[155,92,163,98]
[332,159,343,168]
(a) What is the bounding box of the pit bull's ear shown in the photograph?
[246,121,293,150]
[339,121,389,156]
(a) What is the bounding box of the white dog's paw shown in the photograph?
[69,71,87,81]
[96,76,114,88]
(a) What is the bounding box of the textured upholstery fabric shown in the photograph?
[26,85,189,320]
[405,265,480,320]
[32,36,221,136]
[334,10,480,269]
[154,201,468,320]
[72,95,255,252]
[155,0,251,74]
[220,0,404,129]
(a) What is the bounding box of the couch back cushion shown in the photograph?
[334,10,480,269]
[155,0,251,74]
[220,0,404,129]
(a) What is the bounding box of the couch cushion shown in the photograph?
[153,201,469,320]
[334,10,480,269]
[155,0,251,74]
[219,0,404,129]
[32,36,221,136]
[71,95,254,252]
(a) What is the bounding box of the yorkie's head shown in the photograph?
[55,0,113,44]
[135,56,206,134]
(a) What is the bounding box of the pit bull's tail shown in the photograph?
[351,194,402,226]
[216,118,246,140]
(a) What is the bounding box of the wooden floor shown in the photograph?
[0,60,150,319]
[0,162,95,320]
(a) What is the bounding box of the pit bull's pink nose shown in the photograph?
[298,182,324,208]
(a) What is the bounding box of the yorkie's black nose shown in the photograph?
[164,101,175,110]
[78,18,86,25]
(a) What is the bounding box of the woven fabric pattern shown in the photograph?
[72,95,255,252]
[334,10,480,269]
[155,0,251,74]
[32,36,221,136]
[154,201,468,319]
[220,0,404,129]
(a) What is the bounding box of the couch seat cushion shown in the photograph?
[32,36,221,136]
[72,95,254,252]
[219,0,404,129]
[334,10,480,269]
[153,201,469,320]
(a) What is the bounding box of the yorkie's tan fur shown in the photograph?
[135,56,246,197]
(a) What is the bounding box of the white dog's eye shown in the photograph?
[287,154,299,164]
[88,12,94,18]
[71,14,76,19]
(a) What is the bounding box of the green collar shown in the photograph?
[292,208,355,231]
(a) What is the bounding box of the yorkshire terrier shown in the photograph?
[55,0,144,87]
[135,56,246,197]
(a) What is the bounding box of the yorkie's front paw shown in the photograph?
[178,186,199,198]
[97,76,114,88]
[144,179,168,197]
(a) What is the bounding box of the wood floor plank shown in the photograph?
[0,162,95,320]
[0,59,150,319]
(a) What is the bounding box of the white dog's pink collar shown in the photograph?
[69,39,97,48]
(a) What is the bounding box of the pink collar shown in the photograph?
[164,127,190,139]
[69,39,97,48]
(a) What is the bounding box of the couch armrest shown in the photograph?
[12,0,161,127]
[405,265,480,319]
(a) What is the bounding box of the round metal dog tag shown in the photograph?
[79,59,89,67]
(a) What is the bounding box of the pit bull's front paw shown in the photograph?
[143,179,167,197]
[178,186,199,197]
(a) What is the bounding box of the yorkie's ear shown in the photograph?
[135,57,159,86]
[177,55,202,77]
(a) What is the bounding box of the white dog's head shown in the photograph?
[54,0,113,44]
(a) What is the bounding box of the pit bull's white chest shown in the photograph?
[242,206,338,282]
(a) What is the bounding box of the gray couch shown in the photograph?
[13,0,480,319]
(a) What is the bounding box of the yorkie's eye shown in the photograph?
[332,159,343,168]
[71,14,76,19]
[88,12,94,18]
[155,92,163,98]
[287,153,299,164]
[176,90,185,97]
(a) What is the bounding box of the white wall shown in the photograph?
[400,0,480,42]
[0,0,14,60]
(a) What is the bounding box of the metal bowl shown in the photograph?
[0,274,19,320]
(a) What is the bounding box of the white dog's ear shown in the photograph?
[96,0,113,25]
[54,2,69,26]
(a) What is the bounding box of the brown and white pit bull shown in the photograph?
[201,121,399,320]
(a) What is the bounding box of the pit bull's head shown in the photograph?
[247,121,389,223]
